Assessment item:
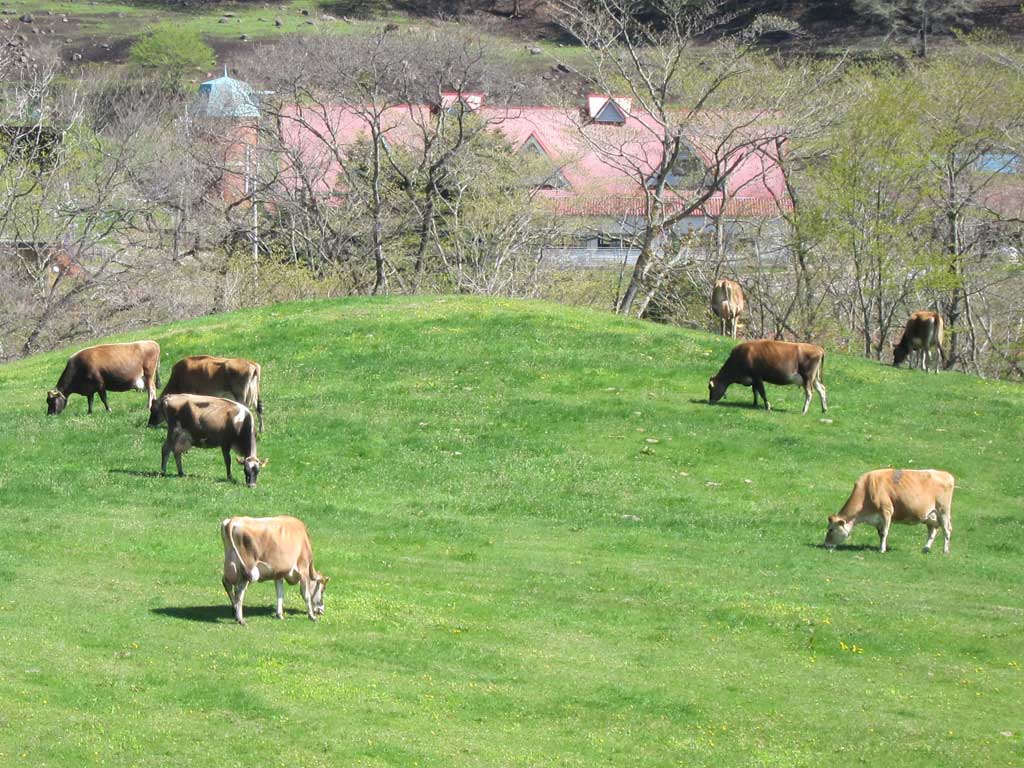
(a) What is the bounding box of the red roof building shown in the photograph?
[277,93,791,219]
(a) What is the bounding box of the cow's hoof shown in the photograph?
[922,547,931,554]
[275,613,284,620]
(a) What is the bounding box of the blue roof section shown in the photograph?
[195,69,261,119]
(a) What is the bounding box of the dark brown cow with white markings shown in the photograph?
[824,468,955,554]
[148,355,263,432]
[708,339,827,414]
[221,515,329,625]
[47,340,160,415]
[893,310,945,373]
[156,394,267,487]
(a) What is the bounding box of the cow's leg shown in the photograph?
[222,576,235,606]
[233,580,249,625]
[754,379,770,411]
[174,450,185,478]
[802,378,813,415]
[222,446,233,481]
[87,393,94,414]
[161,441,171,475]
[300,578,317,621]
[815,380,828,412]
[942,511,953,555]
[98,389,110,412]
[879,512,893,553]
[275,580,285,619]
[923,524,939,553]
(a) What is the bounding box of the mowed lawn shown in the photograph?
[0,296,1021,767]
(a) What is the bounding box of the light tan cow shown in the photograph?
[824,469,955,554]
[47,340,160,415]
[221,516,329,625]
[711,278,745,338]
[149,355,263,432]
[893,310,945,373]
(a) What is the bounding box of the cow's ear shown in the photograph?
[260,458,269,467]
[235,456,245,465]
[322,575,330,586]
[827,515,840,524]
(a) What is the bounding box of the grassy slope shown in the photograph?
[0,296,1021,767]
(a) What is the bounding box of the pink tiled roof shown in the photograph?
[279,103,433,196]
[276,100,791,217]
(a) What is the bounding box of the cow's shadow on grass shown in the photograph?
[807,543,885,552]
[108,469,163,478]
[687,398,783,411]
[151,605,306,623]
[108,469,236,484]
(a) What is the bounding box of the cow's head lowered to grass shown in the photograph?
[47,389,68,415]
[823,515,853,549]
[237,455,269,488]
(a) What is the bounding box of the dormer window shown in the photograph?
[518,133,571,190]
[586,95,630,125]
[594,100,626,125]
[440,91,484,113]
[648,143,705,189]
[520,135,547,156]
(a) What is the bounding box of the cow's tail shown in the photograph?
[247,364,263,433]
[935,314,947,364]
[156,367,162,389]
[222,518,259,583]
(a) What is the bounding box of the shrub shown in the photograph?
[129,25,215,78]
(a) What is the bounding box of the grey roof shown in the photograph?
[195,68,260,119]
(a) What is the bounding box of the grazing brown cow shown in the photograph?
[824,469,955,554]
[156,394,267,487]
[893,310,945,373]
[148,355,264,432]
[47,340,160,415]
[708,339,827,414]
[710,278,745,338]
[221,516,329,625]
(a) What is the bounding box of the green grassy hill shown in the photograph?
[0,296,1021,767]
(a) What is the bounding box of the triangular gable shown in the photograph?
[647,142,705,188]
[541,168,571,190]
[441,91,484,112]
[594,99,626,124]
[519,134,548,157]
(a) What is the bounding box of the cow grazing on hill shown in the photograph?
[156,394,267,487]
[221,515,329,625]
[708,339,827,414]
[710,278,745,338]
[824,469,955,554]
[149,355,264,432]
[47,340,160,415]
[893,310,945,373]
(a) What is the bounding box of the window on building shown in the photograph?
[593,100,626,125]
[648,143,706,189]
[977,152,1021,173]
[519,134,571,190]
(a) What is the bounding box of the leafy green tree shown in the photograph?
[807,72,934,359]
